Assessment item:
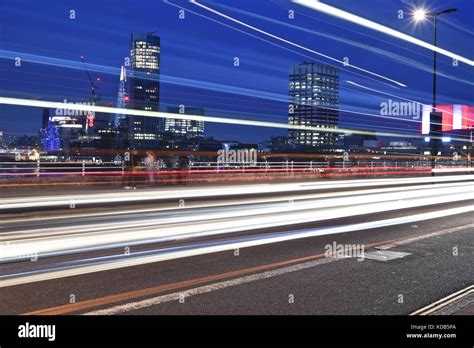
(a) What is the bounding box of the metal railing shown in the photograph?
[0,159,472,179]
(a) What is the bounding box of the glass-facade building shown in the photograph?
[165,107,205,140]
[288,62,340,147]
[128,33,161,149]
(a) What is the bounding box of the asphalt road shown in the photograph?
[0,176,473,315]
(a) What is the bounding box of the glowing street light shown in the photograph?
[413,8,458,22]
[413,9,428,22]
[413,7,458,174]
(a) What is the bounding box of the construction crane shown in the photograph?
[80,55,101,104]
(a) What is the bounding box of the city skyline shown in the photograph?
[1,1,474,340]
[0,0,472,143]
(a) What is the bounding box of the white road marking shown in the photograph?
[410,285,474,315]
[85,257,336,315]
[85,222,474,315]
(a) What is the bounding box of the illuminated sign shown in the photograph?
[86,114,95,128]
[421,105,474,134]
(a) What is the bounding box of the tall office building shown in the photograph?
[128,32,161,149]
[165,107,205,140]
[288,62,340,147]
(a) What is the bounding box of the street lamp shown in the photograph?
[469,127,474,167]
[413,9,428,22]
[413,8,458,174]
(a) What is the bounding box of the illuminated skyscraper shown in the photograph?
[288,62,340,147]
[165,107,205,140]
[111,65,129,151]
[114,65,128,128]
[128,33,161,149]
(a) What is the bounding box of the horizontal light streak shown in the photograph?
[0,96,432,141]
[433,168,474,173]
[1,202,474,288]
[0,49,283,103]
[1,181,474,262]
[1,175,474,210]
[2,181,461,239]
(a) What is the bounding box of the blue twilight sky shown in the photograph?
[0,0,473,142]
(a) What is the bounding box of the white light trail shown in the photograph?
[2,180,474,263]
[433,168,474,173]
[292,0,474,66]
[189,0,407,87]
[1,203,474,289]
[0,96,410,140]
[1,175,474,211]
[1,181,465,238]
[208,2,474,87]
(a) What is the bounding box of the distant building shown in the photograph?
[193,136,225,152]
[260,136,289,153]
[40,109,83,153]
[128,32,161,149]
[363,140,385,149]
[7,135,39,148]
[288,62,340,147]
[343,133,376,148]
[113,65,129,151]
[42,108,50,129]
[164,107,205,140]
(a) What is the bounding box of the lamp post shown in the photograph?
[414,8,458,174]
[469,127,473,168]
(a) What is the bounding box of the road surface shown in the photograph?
[0,175,473,315]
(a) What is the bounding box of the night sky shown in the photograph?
[0,0,473,142]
